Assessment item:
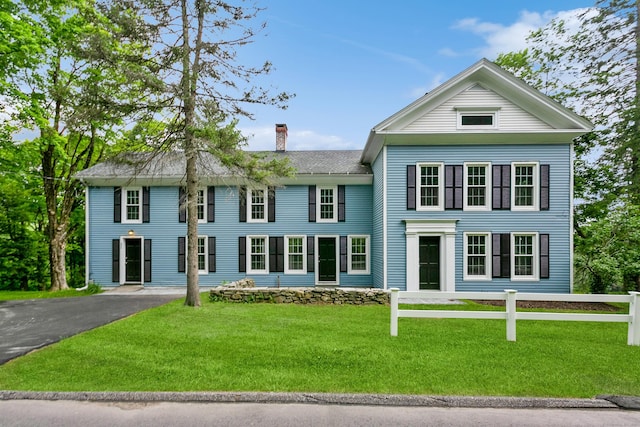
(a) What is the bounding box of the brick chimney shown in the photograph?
[275,123,287,152]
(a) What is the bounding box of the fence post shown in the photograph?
[629,292,640,346]
[390,288,399,337]
[505,289,517,342]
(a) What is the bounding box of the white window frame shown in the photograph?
[247,235,269,274]
[348,235,370,274]
[284,235,307,274]
[463,232,491,281]
[185,235,209,275]
[196,188,207,224]
[416,162,444,211]
[247,187,268,223]
[122,187,143,224]
[511,232,539,281]
[511,162,539,211]
[463,162,491,211]
[316,185,337,223]
[456,107,499,130]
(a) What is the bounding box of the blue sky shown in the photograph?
[237,0,591,151]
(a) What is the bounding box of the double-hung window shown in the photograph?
[464,233,491,280]
[512,233,538,280]
[285,235,306,274]
[196,236,208,273]
[248,188,267,222]
[196,189,206,223]
[348,235,369,274]
[248,236,268,274]
[123,187,142,223]
[464,163,491,210]
[512,162,538,210]
[417,163,443,211]
[317,186,337,222]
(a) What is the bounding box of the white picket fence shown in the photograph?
[389,289,640,346]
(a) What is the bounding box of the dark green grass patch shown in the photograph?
[0,298,637,397]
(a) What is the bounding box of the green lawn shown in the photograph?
[0,297,638,397]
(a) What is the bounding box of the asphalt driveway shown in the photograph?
[0,294,179,365]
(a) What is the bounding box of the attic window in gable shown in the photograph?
[455,107,500,130]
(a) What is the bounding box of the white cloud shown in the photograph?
[448,8,589,59]
[241,125,360,151]
[409,72,446,99]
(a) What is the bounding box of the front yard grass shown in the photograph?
[0,287,101,301]
[0,298,638,397]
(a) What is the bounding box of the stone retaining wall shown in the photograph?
[209,287,389,305]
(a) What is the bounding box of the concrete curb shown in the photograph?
[1,391,635,409]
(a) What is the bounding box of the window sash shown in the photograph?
[466,166,486,207]
[348,235,369,274]
[512,233,537,279]
[512,163,538,210]
[196,189,206,222]
[250,189,266,221]
[249,237,267,273]
[417,164,443,210]
[197,236,206,272]
[286,236,306,273]
[464,233,490,279]
[316,186,337,222]
[123,188,142,223]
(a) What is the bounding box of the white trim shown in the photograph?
[456,108,499,130]
[247,235,269,274]
[284,235,307,274]
[463,232,492,281]
[570,144,575,292]
[119,235,144,285]
[463,162,491,211]
[316,185,338,223]
[511,162,539,211]
[511,232,539,281]
[247,187,268,223]
[416,162,444,211]
[348,235,370,275]
[121,187,143,224]
[404,219,457,292]
[197,188,207,224]
[85,187,90,285]
[383,146,388,290]
[315,235,340,286]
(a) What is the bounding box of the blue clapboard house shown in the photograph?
[76,59,592,292]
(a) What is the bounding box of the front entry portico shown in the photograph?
[405,219,457,292]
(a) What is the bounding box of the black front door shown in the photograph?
[125,238,142,283]
[318,237,337,282]
[419,236,440,290]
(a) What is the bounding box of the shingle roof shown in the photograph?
[76,150,371,184]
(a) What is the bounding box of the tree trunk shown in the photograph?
[184,153,201,307]
[49,229,68,291]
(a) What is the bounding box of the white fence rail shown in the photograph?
[389,289,640,346]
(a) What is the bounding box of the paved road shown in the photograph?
[0,294,179,364]
[1,399,640,427]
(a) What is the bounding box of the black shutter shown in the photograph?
[540,164,550,211]
[178,187,186,223]
[540,234,549,279]
[340,236,348,273]
[114,187,121,223]
[308,186,316,222]
[239,187,247,222]
[307,236,315,272]
[338,185,345,222]
[239,236,246,272]
[268,186,276,222]
[492,165,511,210]
[142,187,150,223]
[492,233,510,278]
[407,165,416,210]
[269,236,284,272]
[207,186,215,222]
[112,239,120,282]
[144,239,152,282]
[445,165,463,210]
[178,237,186,273]
[208,236,216,272]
